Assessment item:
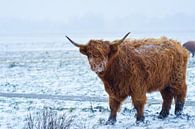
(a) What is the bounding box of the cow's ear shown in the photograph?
[109,43,119,58]
[109,32,130,57]
[66,35,87,55]
[80,47,87,55]
[110,43,119,52]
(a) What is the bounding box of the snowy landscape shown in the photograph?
[0,33,195,129]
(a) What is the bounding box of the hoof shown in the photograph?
[158,114,167,119]
[175,101,184,117]
[175,111,182,117]
[105,119,116,125]
[158,110,169,119]
[106,115,116,125]
[136,116,145,124]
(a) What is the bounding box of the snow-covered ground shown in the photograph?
[0,33,195,129]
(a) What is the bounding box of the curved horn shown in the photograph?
[113,32,131,46]
[120,32,131,42]
[65,35,85,48]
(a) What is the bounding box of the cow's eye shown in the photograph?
[90,55,98,58]
[94,55,99,58]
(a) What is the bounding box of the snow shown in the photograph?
[89,58,107,73]
[0,34,195,129]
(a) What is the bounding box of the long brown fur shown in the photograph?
[67,36,189,124]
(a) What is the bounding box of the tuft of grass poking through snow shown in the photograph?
[25,107,76,129]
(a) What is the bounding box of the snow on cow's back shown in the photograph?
[120,36,184,55]
[121,37,168,54]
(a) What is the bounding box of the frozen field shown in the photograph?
[0,33,195,129]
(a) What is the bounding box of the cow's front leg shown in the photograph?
[132,94,146,123]
[106,96,124,125]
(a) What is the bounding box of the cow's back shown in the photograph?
[120,37,188,92]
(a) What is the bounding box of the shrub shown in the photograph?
[25,107,76,129]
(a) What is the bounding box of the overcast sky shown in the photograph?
[0,0,195,34]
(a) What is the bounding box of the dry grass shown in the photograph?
[25,107,76,129]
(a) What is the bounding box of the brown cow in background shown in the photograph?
[183,41,195,57]
[66,33,189,124]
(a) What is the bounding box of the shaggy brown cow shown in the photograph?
[66,33,189,124]
[183,41,195,57]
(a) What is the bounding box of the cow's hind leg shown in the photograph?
[170,59,187,117]
[174,82,187,116]
[159,86,173,119]
[106,96,126,125]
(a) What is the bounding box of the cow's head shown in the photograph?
[66,32,130,74]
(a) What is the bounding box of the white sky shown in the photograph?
[0,0,195,34]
